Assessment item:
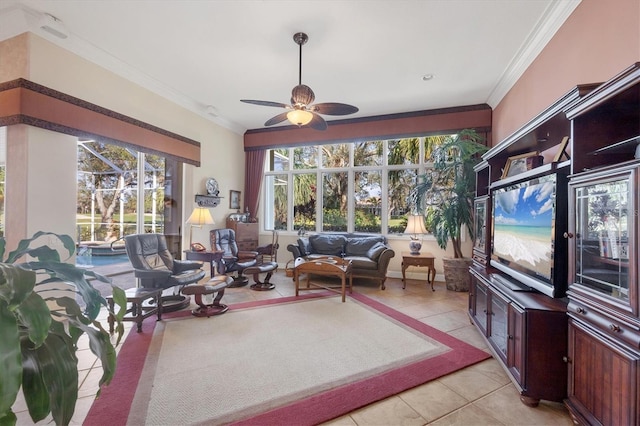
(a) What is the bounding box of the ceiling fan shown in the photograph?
[241,32,359,131]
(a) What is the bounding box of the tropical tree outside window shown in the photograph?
[322,171,348,231]
[263,134,456,235]
[77,141,166,243]
[293,173,316,232]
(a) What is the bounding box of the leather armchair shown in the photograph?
[210,228,258,287]
[124,233,206,312]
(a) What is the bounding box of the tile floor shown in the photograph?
[14,268,573,425]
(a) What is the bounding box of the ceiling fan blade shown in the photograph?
[308,112,328,131]
[240,99,290,109]
[264,112,290,126]
[311,102,359,116]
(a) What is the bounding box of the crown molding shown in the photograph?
[486,0,582,108]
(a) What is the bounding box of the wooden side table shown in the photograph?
[401,251,436,291]
[107,287,163,333]
[184,250,223,277]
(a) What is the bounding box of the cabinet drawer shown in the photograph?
[568,301,640,350]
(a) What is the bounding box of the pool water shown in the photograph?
[76,253,130,267]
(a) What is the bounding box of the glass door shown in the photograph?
[570,164,637,314]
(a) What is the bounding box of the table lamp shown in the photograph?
[186,207,215,247]
[404,214,427,254]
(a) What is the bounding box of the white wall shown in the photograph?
[25,127,77,241]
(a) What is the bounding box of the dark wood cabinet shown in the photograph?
[469,266,568,406]
[562,63,640,425]
[471,63,640,420]
[470,82,595,408]
[225,219,258,251]
[567,317,639,426]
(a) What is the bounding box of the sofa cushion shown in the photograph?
[366,242,387,261]
[344,236,385,256]
[345,256,378,270]
[309,234,347,256]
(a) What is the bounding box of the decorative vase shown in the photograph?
[409,239,422,255]
[442,257,473,291]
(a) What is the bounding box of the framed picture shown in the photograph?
[501,152,541,179]
[229,190,241,209]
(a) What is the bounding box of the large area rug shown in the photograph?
[84,292,489,425]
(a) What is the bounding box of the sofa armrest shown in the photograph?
[376,248,396,274]
[287,243,303,258]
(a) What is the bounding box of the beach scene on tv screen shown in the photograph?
[493,180,555,279]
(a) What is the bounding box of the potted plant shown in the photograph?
[0,232,126,426]
[411,129,487,291]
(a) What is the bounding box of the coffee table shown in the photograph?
[294,257,353,302]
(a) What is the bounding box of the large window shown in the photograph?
[263,136,452,234]
[77,140,167,243]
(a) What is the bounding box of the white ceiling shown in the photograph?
[0,0,581,135]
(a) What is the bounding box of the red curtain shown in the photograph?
[244,150,266,220]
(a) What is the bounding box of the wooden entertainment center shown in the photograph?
[470,62,640,424]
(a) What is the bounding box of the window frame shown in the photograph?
[263,136,452,236]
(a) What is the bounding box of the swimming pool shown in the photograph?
[76,253,130,267]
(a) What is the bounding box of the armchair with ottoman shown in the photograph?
[210,228,259,287]
[124,233,206,312]
[287,233,395,289]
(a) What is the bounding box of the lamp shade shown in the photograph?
[404,214,427,235]
[187,207,215,226]
[287,109,313,126]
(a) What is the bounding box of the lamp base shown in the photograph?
[409,240,422,255]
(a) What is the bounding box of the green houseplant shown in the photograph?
[411,129,487,290]
[0,232,126,426]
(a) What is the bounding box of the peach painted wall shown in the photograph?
[493,0,640,145]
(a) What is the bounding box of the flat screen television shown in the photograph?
[490,173,568,298]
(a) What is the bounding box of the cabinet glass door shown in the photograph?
[475,280,489,334]
[573,174,631,302]
[489,290,509,361]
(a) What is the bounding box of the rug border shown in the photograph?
[83,292,490,426]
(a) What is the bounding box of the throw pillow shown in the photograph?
[298,238,311,256]
[366,242,387,260]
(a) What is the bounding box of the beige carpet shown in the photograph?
[127,296,450,425]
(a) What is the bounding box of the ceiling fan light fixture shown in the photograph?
[291,84,315,105]
[287,109,313,126]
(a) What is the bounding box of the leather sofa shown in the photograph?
[287,233,395,289]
